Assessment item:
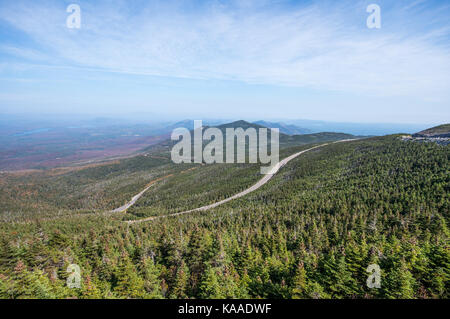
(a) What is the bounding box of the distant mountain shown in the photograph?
[253,120,312,135]
[412,124,450,138]
[281,119,431,136]
[217,120,266,131]
[213,120,356,146]
[148,119,231,136]
[169,119,434,137]
[143,120,357,152]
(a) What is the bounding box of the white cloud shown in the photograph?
[0,0,449,100]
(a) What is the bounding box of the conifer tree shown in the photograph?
[114,254,146,299]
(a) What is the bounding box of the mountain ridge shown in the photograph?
[253,120,312,135]
[142,120,358,152]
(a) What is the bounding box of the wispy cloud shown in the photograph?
[0,0,449,100]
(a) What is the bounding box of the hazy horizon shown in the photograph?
[0,112,439,136]
[0,111,441,125]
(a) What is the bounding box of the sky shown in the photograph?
[0,0,449,124]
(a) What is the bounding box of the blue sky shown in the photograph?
[0,0,449,124]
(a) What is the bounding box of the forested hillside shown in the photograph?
[0,135,448,299]
[0,121,354,215]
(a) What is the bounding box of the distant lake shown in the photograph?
[13,128,51,136]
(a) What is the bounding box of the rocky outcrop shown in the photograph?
[412,132,450,138]
[401,135,450,146]
[402,123,450,146]
[412,124,450,138]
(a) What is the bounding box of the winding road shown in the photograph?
[110,175,172,213]
[121,139,356,224]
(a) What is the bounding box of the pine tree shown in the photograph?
[114,254,146,299]
[199,267,223,298]
[382,261,416,299]
[141,257,163,299]
[291,262,307,298]
[169,261,189,299]
[81,274,102,299]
